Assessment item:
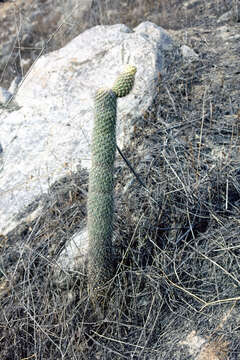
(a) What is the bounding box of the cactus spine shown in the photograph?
[88,65,137,302]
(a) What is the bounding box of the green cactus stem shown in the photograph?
[87,65,137,304]
[112,65,137,97]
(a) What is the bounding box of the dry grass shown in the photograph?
[0,0,240,359]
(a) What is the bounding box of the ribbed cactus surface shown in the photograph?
[112,65,137,97]
[88,65,137,302]
[88,89,117,294]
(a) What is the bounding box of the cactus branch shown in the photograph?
[112,65,137,97]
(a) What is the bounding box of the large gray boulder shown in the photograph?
[0,21,179,236]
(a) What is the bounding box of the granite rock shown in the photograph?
[0,21,181,237]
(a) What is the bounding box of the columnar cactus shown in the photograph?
[88,65,137,302]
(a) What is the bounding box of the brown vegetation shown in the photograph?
[0,0,240,359]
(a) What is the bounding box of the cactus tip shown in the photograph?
[112,64,137,98]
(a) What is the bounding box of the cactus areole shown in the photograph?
[87,65,137,298]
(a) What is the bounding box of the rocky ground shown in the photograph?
[0,0,238,88]
[0,0,240,359]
